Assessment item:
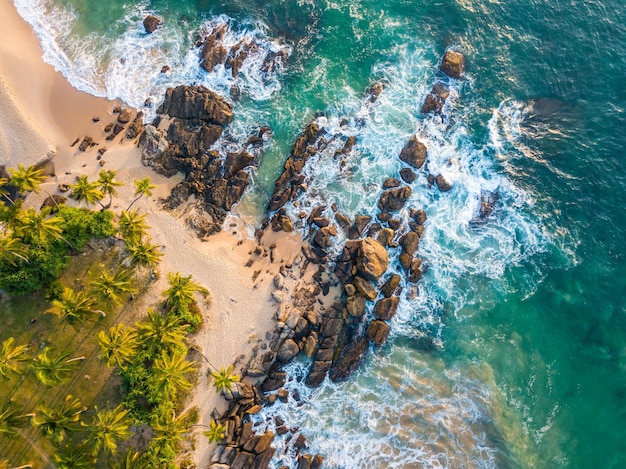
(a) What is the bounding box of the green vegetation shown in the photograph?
[203,420,226,443]
[0,168,209,468]
[210,365,240,392]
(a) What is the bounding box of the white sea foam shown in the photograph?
[13,0,290,119]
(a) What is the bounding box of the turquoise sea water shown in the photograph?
[14,0,626,467]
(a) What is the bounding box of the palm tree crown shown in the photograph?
[50,287,99,326]
[89,267,137,310]
[31,394,86,445]
[136,308,190,356]
[210,365,240,393]
[149,349,195,401]
[163,273,208,310]
[0,337,30,379]
[98,324,139,370]
[69,176,104,207]
[97,170,123,209]
[32,349,85,387]
[9,164,46,194]
[88,405,132,455]
[0,400,33,438]
[127,178,156,210]
[117,210,149,245]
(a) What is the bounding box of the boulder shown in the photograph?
[357,237,388,281]
[378,186,411,213]
[353,276,377,301]
[78,136,93,152]
[381,274,401,298]
[409,208,427,225]
[158,85,233,125]
[297,455,312,469]
[399,137,427,169]
[224,151,255,178]
[421,83,450,114]
[143,15,162,34]
[478,190,498,219]
[354,215,372,237]
[41,194,65,211]
[400,231,420,256]
[399,167,416,183]
[377,228,395,247]
[382,177,401,189]
[125,113,144,140]
[346,295,366,318]
[117,108,133,124]
[440,50,464,79]
[277,339,300,362]
[200,24,229,72]
[329,337,369,382]
[373,296,400,320]
[435,174,452,192]
[367,320,390,346]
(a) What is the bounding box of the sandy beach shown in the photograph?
[0,0,302,463]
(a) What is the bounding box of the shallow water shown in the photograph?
[14,0,626,466]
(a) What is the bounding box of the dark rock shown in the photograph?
[478,190,498,219]
[421,83,450,114]
[409,209,427,225]
[354,215,371,237]
[41,194,65,211]
[400,231,420,256]
[91,116,100,123]
[377,228,394,247]
[346,295,366,318]
[367,320,390,346]
[58,183,70,193]
[381,274,401,298]
[399,167,416,183]
[382,177,401,189]
[200,24,229,72]
[224,151,255,178]
[106,123,124,141]
[313,226,333,248]
[161,65,170,73]
[253,431,275,454]
[261,49,288,73]
[158,85,233,125]
[373,296,400,320]
[311,455,324,469]
[365,81,384,103]
[253,448,276,469]
[297,455,312,469]
[427,174,435,187]
[312,216,330,228]
[440,50,464,79]
[329,337,369,382]
[117,108,133,124]
[378,186,411,213]
[166,118,223,157]
[125,112,144,140]
[277,339,300,363]
[435,174,452,192]
[335,212,351,231]
[143,15,162,34]
[353,276,377,301]
[78,136,93,152]
[409,260,423,283]
[399,137,427,169]
[294,434,308,450]
[231,451,254,469]
[305,370,328,387]
[399,252,413,270]
[104,123,114,132]
[320,317,343,337]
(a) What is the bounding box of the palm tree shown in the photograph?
[148,411,192,461]
[13,208,64,245]
[0,234,28,265]
[97,170,123,209]
[210,365,240,393]
[0,400,34,438]
[136,308,190,356]
[126,241,162,277]
[0,176,16,205]
[8,164,46,195]
[69,176,104,208]
[108,451,142,469]
[98,324,139,370]
[89,267,137,311]
[50,287,101,326]
[149,349,195,400]
[52,442,95,469]
[127,178,156,211]
[0,338,30,379]
[88,405,132,455]
[32,349,85,387]
[202,420,226,443]
[117,210,149,245]
[163,272,208,310]
[31,395,86,446]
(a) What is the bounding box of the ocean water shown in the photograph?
[13,0,626,467]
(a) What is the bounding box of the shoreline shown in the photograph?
[0,0,303,465]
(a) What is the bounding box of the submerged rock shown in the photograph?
[143,15,162,34]
[421,82,450,114]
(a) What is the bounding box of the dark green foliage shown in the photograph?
[0,242,69,295]
[45,280,65,302]
[56,207,115,250]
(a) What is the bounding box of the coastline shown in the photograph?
[0,0,298,464]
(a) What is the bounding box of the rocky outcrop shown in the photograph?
[421,82,450,114]
[435,174,452,192]
[378,186,411,213]
[356,237,388,281]
[158,85,233,125]
[143,15,162,34]
[440,50,464,79]
[399,137,427,169]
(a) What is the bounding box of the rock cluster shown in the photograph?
[209,382,277,469]
[197,22,288,79]
[139,85,268,237]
